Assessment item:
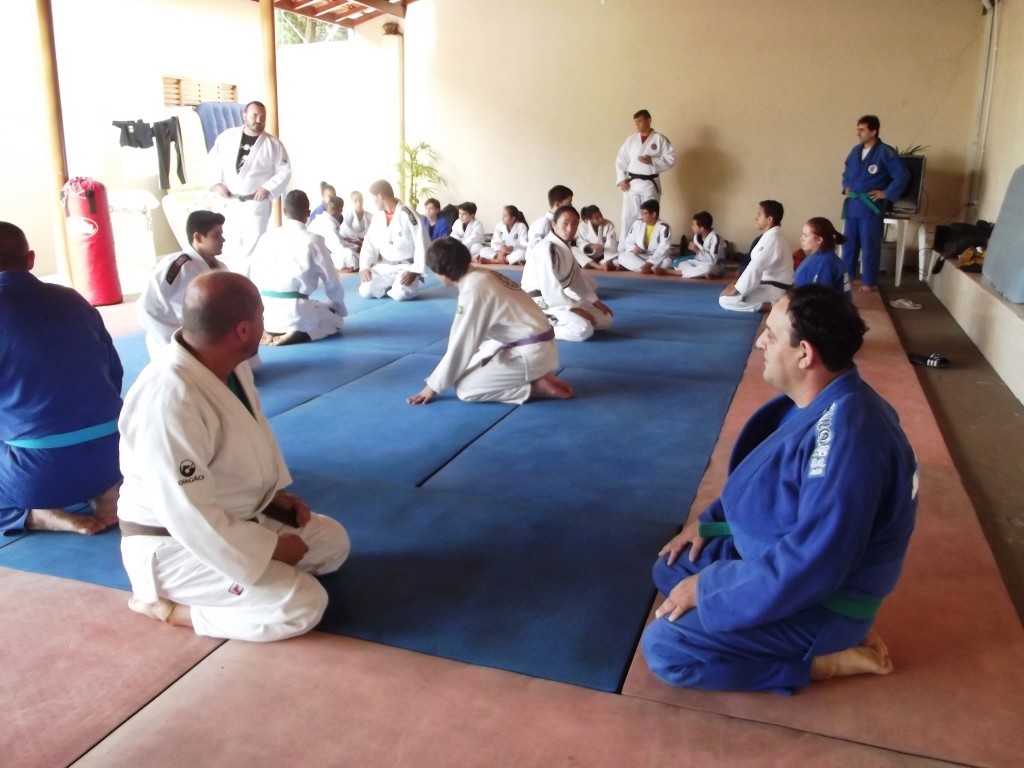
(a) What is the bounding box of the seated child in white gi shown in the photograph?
[677,210,726,279]
[478,205,529,265]
[407,239,573,405]
[308,195,358,272]
[618,199,673,274]
[250,190,347,345]
[720,199,793,312]
[340,190,373,254]
[528,184,574,246]
[577,205,619,271]
[521,205,614,342]
[451,202,486,258]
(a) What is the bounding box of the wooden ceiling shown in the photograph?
[257,0,416,29]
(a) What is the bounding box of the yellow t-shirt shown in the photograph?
[643,223,656,250]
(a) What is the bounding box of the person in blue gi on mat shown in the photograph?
[0,222,122,535]
[642,284,918,693]
[840,114,909,292]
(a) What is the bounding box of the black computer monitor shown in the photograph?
[891,155,926,215]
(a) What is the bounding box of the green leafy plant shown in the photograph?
[396,141,446,208]
[894,143,929,157]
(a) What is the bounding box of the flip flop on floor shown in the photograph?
[890,299,922,310]
[909,352,951,368]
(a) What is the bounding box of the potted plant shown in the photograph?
[396,141,446,208]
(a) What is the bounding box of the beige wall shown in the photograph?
[404,0,984,249]
[977,1,1024,222]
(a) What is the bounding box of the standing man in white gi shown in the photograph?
[208,101,292,271]
[616,109,676,238]
[358,179,429,301]
[118,271,350,642]
[249,190,347,346]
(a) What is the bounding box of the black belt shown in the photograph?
[626,172,660,181]
[761,280,793,290]
[120,520,171,537]
[234,193,257,202]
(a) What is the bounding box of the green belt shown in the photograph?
[821,593,883,620]
[847,191,881,215]
[698,521,732,538]
[695,519,883,620]
[4,418,119,450]
[260,290,309,300]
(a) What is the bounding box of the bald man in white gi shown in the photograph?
[208,101,291,270]
[118,271,350,642]
[616,108,676,237]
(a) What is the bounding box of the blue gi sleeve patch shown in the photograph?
[808,403,836,478]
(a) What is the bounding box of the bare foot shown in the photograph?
[858,284,879,293]
[338,267,357,274]
[128,596,193,627]
[810,630,893,681]
[653,266,667,276]
[529,372,575,400]
[90,484,120,528]
[269,331,312,347]
[26,508,108,535]
[261,332,279,346]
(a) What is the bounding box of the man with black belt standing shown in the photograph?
[615,109,676,238]
[208,101,291,272]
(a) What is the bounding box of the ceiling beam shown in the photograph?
[355,0,405,19]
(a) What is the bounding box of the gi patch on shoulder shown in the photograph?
[455,304,464,315]
[177,459,206,486]
[807,404,836,478]
[493,272,519,291]
[165,253,191,284]
[867,164,879,174]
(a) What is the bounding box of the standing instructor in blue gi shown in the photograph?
[840,115,909,292]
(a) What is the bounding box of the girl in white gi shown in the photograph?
[307,196,358,272]
[577,205,619,270]
[408,239,572,405]
[720,200,794,312]
[618,199,674,274]
[521,206,614,342]
[358,180,428,301]
[678,210,726,279]
[478,205,529,265]
[119,271,350,642]
[450,202,486,258]
[249,190,347,345]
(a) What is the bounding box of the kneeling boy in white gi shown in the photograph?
[678,210,726,279]
[719,200,793,312]
[521,205,614,342]
[119,271,350,642]
[308,195,358,272]
[408,239,573,404]
[249,190,347,346]
[618,199,673,274]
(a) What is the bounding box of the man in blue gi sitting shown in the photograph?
[642,284,918,693]
[0,222,123,535]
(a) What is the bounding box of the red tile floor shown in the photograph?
[3,280,1021,767]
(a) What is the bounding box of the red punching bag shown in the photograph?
[61,177,123,306]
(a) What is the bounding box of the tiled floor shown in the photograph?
[3,280,1021,767]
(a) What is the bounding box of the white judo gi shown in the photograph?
[615,130,676,236]
[521,232,614,342]
[577,218,619,267]
[480,221,529,264]
[679,230,726,279]
[207,127,291,270]
[358,203,429,301]
[618,219,674,272]
[118,338,350,642]
[137,247,223,360]
[249,220,347,340]
[341,209,373,243]
[425,268,559,404]
[451,218,486,257]
[719,226,794,312]
[527,211,555,247]
[308,212,358,272]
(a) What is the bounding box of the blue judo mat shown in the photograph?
[0,274,760,691]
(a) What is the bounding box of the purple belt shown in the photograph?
[480,328,556,367]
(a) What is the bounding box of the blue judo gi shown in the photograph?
[840,141,909,287]
[0,271,124,532]
[794,250,851,298]
[642,368,917,693]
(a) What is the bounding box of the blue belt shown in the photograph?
[4,418,119,449]
[260,290,309,300]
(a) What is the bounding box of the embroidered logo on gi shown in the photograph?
[228,583,245,596]
[179,460,196,478]
[808,404,836,478]
[456,304,464,315]
[650,143,658,151]
[494,272,519,291]
[868,164,879,174]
